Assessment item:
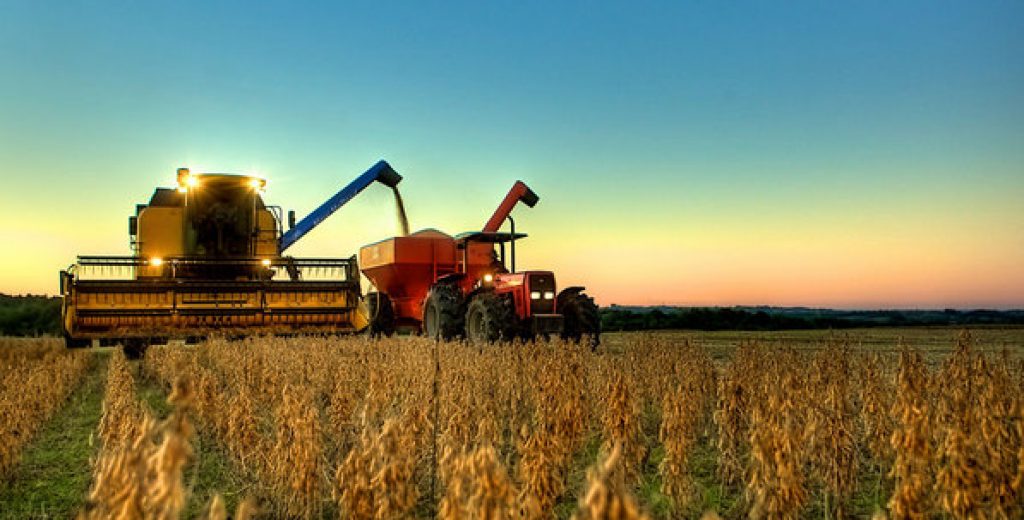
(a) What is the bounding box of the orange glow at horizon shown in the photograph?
[2,162,1021,310]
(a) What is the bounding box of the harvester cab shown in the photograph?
[359,180,600,347]
[61,160,402,354]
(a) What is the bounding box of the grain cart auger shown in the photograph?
[60,160,402,356]
[359,180,600,347]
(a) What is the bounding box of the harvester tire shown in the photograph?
[465,292,518,344]
[122,339,148,360]
[366,292,396,337]
[558,290,601,349]
[63,332,90,349]
[423,283,465,340]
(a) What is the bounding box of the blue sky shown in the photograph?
[1,1,1022,307]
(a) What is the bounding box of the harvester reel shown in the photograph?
[365,292,396,337]
[557,289,601,349]
[465,292,519,344]
[423,283,465,340]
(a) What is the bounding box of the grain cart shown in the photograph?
[60,160,402,355]
[359,181,600,346]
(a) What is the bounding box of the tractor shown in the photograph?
[359,181,600,346]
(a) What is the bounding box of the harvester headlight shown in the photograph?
[543,291,555,300]
[530,291,541,300]
[249,178,265,190]
[261,258,272,267]
[483,273,494,283]
[150,257,164,267]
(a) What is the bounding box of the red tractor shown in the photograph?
[359,181,600,346]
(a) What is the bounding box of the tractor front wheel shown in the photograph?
[558,290,601,349]
[366,292,396,337]
[465,292,519,344]
[423,283,465,340]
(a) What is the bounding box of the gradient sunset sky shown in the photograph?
[1,1,1021,308]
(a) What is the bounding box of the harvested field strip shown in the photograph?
[1,340,93,480]
[0,350,109,518]
[133,360,258,518]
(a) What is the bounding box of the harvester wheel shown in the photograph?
[63,332,90,349]
[366,292,396,337]
[558,290,601,349]
[122,339,148,360]
[423,283,465,340]
[465,292,518,344]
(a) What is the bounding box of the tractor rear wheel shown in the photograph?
[366,292,396,337]
[423,283,465,340]
[558,290,601,349]
[465,292,519,344]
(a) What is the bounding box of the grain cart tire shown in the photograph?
[465,292,518,344]
[558,289,601,349]
[365,292,396,337]
[423,283,465,340]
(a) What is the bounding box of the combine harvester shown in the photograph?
[360,181,600,347]
[60,161,402,355]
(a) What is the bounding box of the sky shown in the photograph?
[0,1,1021,308]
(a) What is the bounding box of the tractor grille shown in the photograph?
[528,273,556,315]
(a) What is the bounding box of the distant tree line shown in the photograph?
[0,294,61,336]
[600,306,1024,332]
[601,307,846,331]
[1,293,1022,337]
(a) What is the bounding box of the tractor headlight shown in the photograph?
[543,291,555,300]
[530,291,541,300]
[483,273,494,283]
[261,258,272,267]
[150,257,164,267]
[187,175,199,187]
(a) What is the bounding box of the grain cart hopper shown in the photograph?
[60,160,402,354]
[359,181,600,346]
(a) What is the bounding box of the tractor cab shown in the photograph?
[454,231,526,276]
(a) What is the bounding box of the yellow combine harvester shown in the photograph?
[60,161,402,354]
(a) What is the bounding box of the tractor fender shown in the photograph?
[464,285,494,303]
[556,286,587,303]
